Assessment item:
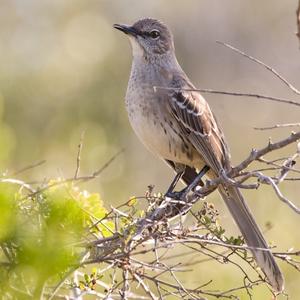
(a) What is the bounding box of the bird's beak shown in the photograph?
[113,24,138,37]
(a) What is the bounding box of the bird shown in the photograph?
[113,18,284,292]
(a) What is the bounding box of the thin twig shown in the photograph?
[216,41,300,95]
[121,268,129,300]
[254,173,300,214]
[230,131,300,177]
[12,160,46,176]
[0,178,36,193]
[297,0,300,44]
[154,86,300,107]
[27,149,124,199]
[257,157,300,175]
[132,272,158,300]
[89,148,125,179]
[230,170,300,214]
[47,267,78,300]
[74,131,85,179]
[254,123,300,130]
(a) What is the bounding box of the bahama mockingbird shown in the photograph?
[114,18,284,292]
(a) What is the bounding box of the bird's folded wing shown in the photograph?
[168,89,230,173]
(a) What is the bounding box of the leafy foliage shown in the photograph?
[0,180,113,299]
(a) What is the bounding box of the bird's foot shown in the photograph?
[165,189,188,200]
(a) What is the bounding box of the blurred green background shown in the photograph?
[0,0,299,298]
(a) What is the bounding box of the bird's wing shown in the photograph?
[168,87,230,173]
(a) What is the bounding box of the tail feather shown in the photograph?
[218,184,284,292]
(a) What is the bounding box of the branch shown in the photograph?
[26,148,124,199]
[74,131,85,179]
[297,0,300,45]
[254,123,300,130]
[12,160,46,176]
[258,174,300,214]
[230,131,300,176]
[0,178,36,193]
[154,86,300,108]
[216,41,300,96]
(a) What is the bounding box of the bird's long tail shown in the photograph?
[218,184,284,292]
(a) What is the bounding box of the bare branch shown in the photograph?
[90,148,125,178]
[297,0,300,45]
[74,131,85,179]
[252,173,300,214]
[154,86,300,108]
[230,131,300,176]
[0,178,36,193]
[254,123,300,130]
[12,160,46,176]
[26,149,124,199]
[216,41,300,95]
[132,272,158,300]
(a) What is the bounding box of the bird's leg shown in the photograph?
[165,170,185,196]
[180,165,210,199]
[166,165,210,200]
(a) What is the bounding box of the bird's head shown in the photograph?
[114,18,174,59]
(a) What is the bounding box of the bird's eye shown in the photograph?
[149,30,160,39]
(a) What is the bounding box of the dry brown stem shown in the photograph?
[297,0,300,44]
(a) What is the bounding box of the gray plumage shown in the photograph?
[114,18,284,292]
